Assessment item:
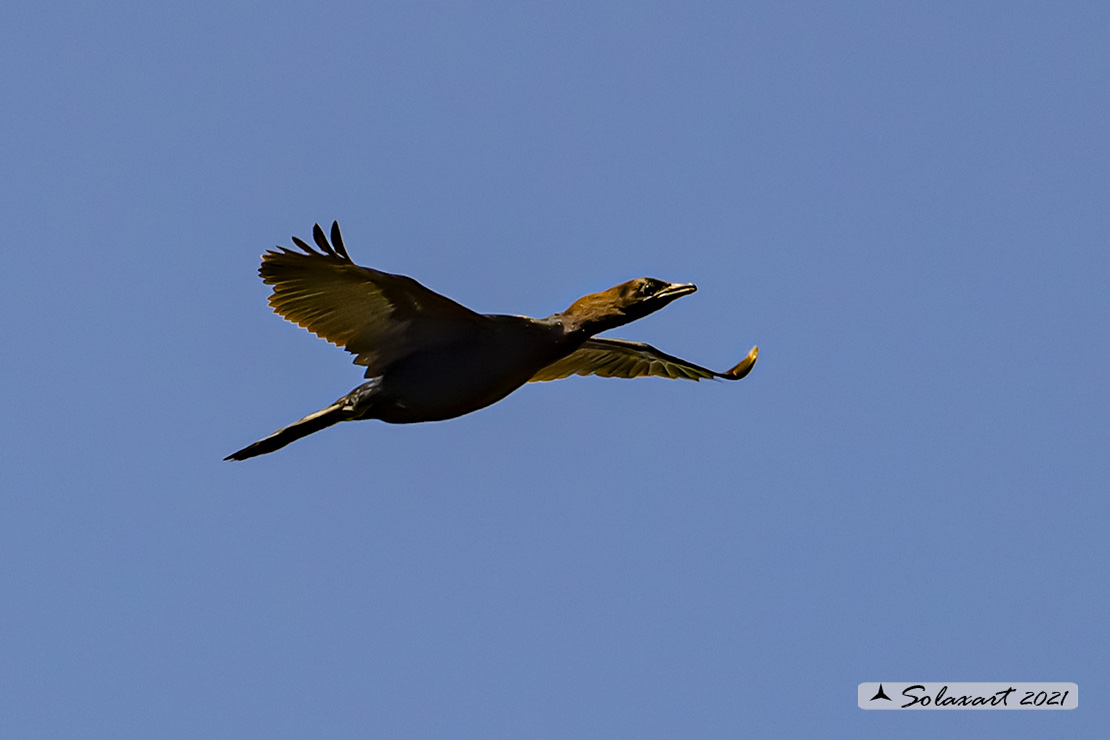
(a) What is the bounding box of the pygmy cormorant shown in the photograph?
[225,222,758,460]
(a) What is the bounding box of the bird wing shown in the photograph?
[529,338,758,382]
[261,222,486,376]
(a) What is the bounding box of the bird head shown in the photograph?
[560,278,697,335]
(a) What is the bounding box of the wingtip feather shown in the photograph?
[330,221,350,260]
[312,223,332,254]
[723,346,758,380]
[290,235,319,255]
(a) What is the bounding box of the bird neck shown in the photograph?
[547,309,625,339]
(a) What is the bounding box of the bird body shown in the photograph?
[346,315,573,424]
[226,222,757,460]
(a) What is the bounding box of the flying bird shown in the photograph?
[226,222,758,460]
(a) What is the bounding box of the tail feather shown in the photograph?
[225,401,348,461]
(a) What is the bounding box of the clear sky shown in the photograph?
[2,1,1107,737]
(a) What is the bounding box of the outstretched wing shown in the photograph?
[529,338,758,382]
[261,222,486,376]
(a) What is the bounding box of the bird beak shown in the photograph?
[654,282,697,300]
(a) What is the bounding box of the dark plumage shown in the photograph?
[225,222,758,460]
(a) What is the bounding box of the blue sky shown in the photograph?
[2,1,1107,737]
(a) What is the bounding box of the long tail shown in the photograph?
[225,401,349,461]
